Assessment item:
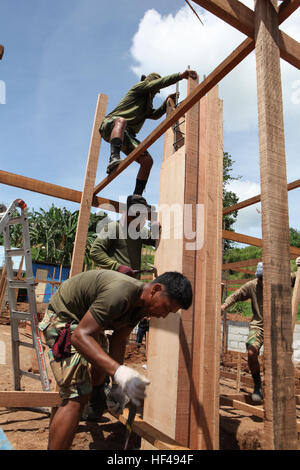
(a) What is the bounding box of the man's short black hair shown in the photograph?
[152,271,193,310]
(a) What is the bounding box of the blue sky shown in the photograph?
[0,1,299,240]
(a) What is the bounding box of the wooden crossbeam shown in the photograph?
[0,391,61,408]
[278,0,300,24]
[192,0,300,69]
[220,395,300,432]
[223,179,300,215]
[93,37,254,195]
[222,258,262,270]
[109,409,190,451]
[222,230,300,257]
[0,169,126,214]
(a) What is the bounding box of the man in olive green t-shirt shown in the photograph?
[39,269,192,450]
[221,262,296,402]
[99,68,197,203]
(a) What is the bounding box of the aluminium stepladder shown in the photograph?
[0,199,50,391]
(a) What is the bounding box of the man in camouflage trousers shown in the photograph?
[221,262,296,402]
[39,269,193,450]
[99,68,197,204]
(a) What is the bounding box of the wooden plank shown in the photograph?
[220,395,264,418]
[93,37,255,196]
[0,391,61,408]
[292,258,300,330]
[222,258,262,270]
[0,169,124,214]
[220,395,300,432]
[223,179,300,215]
[278,0,300,24]
[228,278,255,285]
[175,75,200,447]
[192,0,300,69]
[189,93,208,449]
[193,87,223,449]
[255,0,297,450]
[222,229,300,257]
[69,94,108,277]
[109,409,190,451]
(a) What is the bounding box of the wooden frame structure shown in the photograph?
[0,0,299,451]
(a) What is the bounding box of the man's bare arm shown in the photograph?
[71,310,119,377]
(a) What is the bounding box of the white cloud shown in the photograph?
[129,4,300,234]
[130,4,300,134]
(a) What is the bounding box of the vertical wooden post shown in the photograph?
[70,94,108,277]
[255,0,297,449]
[193,87,223,450]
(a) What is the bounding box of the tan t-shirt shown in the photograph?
[48,270,145,330]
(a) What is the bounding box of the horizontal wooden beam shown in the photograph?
[0,170,125,214]
[222,258,262,270]
[228,278,255,285]
[93,38,255,195]
[222,229,300,256]
[109,409,190,451]
[220,395,300,431]
[192,0,300,69]
[223,179,300,215]
[0,391,61,408]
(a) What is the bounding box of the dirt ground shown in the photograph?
[0,306,299,451]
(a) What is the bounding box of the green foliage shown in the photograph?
[222,152,241,253]
[1,204,109,267]
[290,227,300,247]
[226,300,252,318]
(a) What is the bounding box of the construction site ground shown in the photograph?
[0,305,299,451]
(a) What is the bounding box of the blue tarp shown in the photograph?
[0,427,13,450]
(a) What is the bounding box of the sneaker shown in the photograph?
[251,385,263,403]
[106,154,122,174]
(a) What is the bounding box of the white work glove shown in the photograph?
[114,365,150,407]
[105,383,129,415]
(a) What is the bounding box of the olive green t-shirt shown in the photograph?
[48,270,145,330]
[90,220,155,272]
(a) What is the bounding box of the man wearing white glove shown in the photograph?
[40,270,192,450]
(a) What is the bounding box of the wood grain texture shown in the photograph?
[70,94,108,277]
[0,391,61,408]
[255,0,297,450]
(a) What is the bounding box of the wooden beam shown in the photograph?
[192,0,300,69]
[93,37,255,196]
[255,0,297,450]
[222,229,300,257]
[70,94,108,277]
[0,391,61,408]
[220,395,300,432]
[223,179,300,215]
[222,258,262,270]
[109,409,190,451]
[278,0,300,24]
[0,170,124,214]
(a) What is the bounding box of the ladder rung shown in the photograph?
[20,370,41,381]
[11,311,33,321]
[18,341,34,349]
[6,249,25,257]
[6,216,24,225]
[8,280,34,289]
